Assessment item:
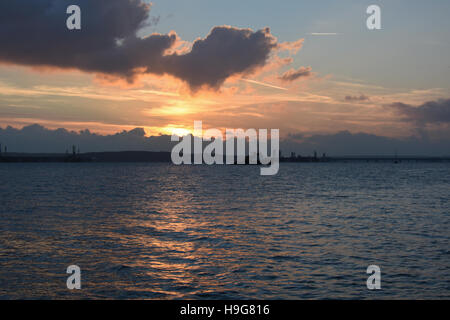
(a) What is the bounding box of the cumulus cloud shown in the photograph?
[388,98,450,124]
[344,94,370,102]
[277,39,304,55]
[279,67,312,82]
[0,0,278,90]
[163,27,277,90]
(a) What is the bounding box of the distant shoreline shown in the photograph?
[1,151,450,163]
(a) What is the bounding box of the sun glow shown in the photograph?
[159,125,193,137]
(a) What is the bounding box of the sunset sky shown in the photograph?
[1,0,450,149]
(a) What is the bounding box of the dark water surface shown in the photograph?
[0,162,449,299]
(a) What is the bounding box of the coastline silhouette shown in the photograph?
[1,150,449,163]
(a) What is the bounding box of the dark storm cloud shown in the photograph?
[0,0,172,78]
[279,66,312,82]
[388,99,450,124]
[345,94,370,102]
[0,0,278,89]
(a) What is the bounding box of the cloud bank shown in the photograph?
[388,99,450,125]
[1,124,449,156]
[0,0,278,90]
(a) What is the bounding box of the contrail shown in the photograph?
[137,90,180,97]
[241,79,288,91]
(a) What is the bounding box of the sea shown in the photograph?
[0,162,449,299]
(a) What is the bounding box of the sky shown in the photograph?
[0,0,449,155]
